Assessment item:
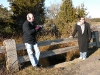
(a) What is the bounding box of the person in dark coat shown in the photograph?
[22,13,42,67]
[69,16,91,60]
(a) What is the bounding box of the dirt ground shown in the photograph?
[0,48,100,75]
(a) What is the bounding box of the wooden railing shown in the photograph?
[0,31,100,71]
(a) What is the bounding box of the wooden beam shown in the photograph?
[38,38,77,46]
[18,55,29,64]
[16,44,25,50]
[89,42,96,47]
[0,38,97,54]
[16,38,77,51]
[18,46,78,64]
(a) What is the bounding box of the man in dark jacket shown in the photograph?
[69,16,91,60]
[23,13,42,67]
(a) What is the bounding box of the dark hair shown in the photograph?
[77,15,85,20]
[77,15,81,19]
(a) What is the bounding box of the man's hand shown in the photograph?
[35,25,42,32]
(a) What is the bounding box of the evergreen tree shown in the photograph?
[55,0,88,37]
[8,0,45,35]
[58,0,74,23]
[0,5,12,35]
[75,3,88,17]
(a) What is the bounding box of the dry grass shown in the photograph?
[14,66,64,75]
[90,22,100,26]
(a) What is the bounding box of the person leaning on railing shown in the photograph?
[22,13,42,68]
[69,16,91,60]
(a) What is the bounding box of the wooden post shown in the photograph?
[93,31,100,47]
[3,39,19,71]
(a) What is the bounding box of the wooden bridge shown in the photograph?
[0,31,100,71]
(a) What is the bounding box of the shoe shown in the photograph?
[79,57,82,59]
[83,58,86,60]
[36,64,43,67]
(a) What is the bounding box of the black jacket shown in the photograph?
[72,22,91,52]
[23,20,37,44]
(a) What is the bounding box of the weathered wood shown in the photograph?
[18,55,29,64]
[38,38,78,46]
[14,38,78,51]
[89,42,96,47]
[16,38,96,51]
[0,38,78,52]
[16,38,77,51]
[16,44,26,50]
[3,39,19,71]
[18,46,79,64]
[40,46,79,58]
[93,31,100,47]
[18,42,96,64]
[38,33,95,46]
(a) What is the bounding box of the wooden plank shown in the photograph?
[89,42,96,47]
[16,38,77,51]
[0,32,96,52]
[18,46,79,64]
[38,38,77,46]
[40,46,79,58]
[0,38,97,53]
[18,55,29,64]
[16,38,96,51]
[16,44,25,50]
[92,34,95,39]
[16,33,96,51]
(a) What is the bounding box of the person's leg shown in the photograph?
[79,52,83,59]
[33,43,40,65]
[82,52,87,60]
[25,43,37,67]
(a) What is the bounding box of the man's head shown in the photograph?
[79,16,85,24]
[27,13,34,22]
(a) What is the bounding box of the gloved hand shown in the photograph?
[35,25,41,31]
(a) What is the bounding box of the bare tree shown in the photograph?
[45,3,61,19]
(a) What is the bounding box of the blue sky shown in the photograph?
[0,0,100,18]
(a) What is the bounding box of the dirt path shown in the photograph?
[77,55,100,75]
[52,49,100,75]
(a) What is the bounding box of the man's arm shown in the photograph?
[72,24,77,38]
[23,21,36,35]
[88,24,91,41]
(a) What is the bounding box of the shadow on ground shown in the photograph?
[87,47,98,57]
